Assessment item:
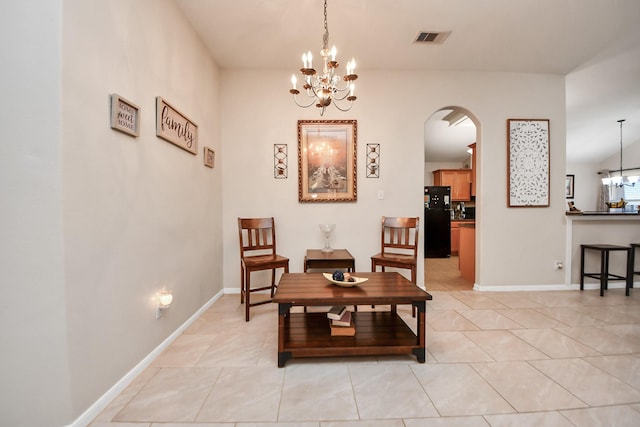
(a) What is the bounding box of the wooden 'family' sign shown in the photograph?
[155,97,198,155]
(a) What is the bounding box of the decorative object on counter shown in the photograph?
[507,119,550,207]
[606,198,627,213]
[298,120,357,202]
[110,94,140,137]
[274,144,287,178]
[203,147,215,168]
[155,97,198,155]
[567,201,582,214]
[454,202,466,219]
[320,223,336,253]
[289,0,358,116]
[600,120,639,187]
[565,174,574,199]
[366,143,380,178]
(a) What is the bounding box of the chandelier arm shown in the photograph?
[332,100,354,112]
[331,81,352,93]
[332,89,352,102]
[306,85,324,102]
[291,93,318,109]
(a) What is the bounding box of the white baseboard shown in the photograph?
[68,289,224,427]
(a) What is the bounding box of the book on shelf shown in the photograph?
[331,310,352,327]
[327,305,347,320]
[331,324,356,336]
[329,311,356,336]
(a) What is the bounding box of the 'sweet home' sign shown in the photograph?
[110,94,140,137]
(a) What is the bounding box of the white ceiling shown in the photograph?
[176,0,640,164]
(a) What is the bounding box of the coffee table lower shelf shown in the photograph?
[277,311,424,367]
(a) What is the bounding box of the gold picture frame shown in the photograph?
[203,146,215,168]
[298,120,357,202]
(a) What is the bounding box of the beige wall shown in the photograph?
[1,1,72,425]
[61,0,223,420]
[2,0,222,425]
[221,70,568,290]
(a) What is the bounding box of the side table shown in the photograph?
[304,249,355,272]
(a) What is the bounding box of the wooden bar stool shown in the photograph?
[629,243,640,296]
[580,244,632,297]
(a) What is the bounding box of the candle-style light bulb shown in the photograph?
[331,46,337,61]
[291,75,297,89]
[307,51,313,68]
[302,52,307,68]
[350,83,355,96]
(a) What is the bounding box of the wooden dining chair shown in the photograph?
[238,217,289,321]
[371,216,420,316]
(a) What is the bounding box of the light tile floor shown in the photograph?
[90,288,640,427]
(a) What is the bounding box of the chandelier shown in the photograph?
[289,0,357,116]
[601,119,639,186]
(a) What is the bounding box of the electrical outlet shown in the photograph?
[377,190,384,200]
[554,260,563,270]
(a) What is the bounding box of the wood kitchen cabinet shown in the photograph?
[451,221,461,255]
[459,223,475,282]
[433,169,471,201]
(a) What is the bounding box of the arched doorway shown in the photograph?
[424,106,480,291]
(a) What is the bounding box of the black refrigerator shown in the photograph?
[424,186,452,258]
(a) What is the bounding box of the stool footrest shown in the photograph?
[583,273,627,281]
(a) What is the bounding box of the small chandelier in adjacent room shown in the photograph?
[601,119,639,186]
[289,0,358,116]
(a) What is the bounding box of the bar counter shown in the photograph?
[565,212,640,286]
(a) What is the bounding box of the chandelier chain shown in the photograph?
[322,0,329,50]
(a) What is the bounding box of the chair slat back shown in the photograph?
[238,217,277,258]
[380,216,419,257]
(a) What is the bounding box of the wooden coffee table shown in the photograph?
[303,249,355,272]
[272,272,432,367]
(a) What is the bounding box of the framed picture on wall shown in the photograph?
[507,119,550,207]
[298,120,357,202]
[110,94,140,137]
[565,174,574,199]
[155,96,198,155]
[203,146,215,168]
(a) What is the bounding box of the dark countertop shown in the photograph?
[566,211,639,216]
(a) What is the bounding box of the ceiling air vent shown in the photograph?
[415,31,450,44]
